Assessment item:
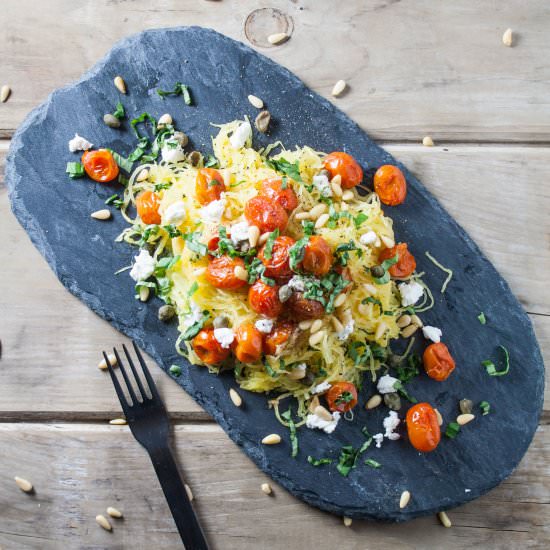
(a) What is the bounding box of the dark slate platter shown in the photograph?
[5,27,544,521]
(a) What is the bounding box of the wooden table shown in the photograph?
[1,1,548,548]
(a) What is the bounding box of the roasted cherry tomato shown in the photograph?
[326,381,358,413]
[248,280,283,318]
[136,190,162,225]
[81,149,119,183]
[234,322,263,363]
[322,152,363,189]
[195,168,226,205]
[263,321,294,356]
[287,292,325,320]
[244,196,288,234]
[258,235,295,281]
[378,242,416,279]
[406,402,441,452]
[205,255,248,290]
[258,177,298,211]
[373,165,407,206]
[207,229,231,254]
[192,328,231,365]
[301,236,333,277]
[423,342,456,381]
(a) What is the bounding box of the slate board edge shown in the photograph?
[5,26,545,521]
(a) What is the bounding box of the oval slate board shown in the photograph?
[5,27,544,521]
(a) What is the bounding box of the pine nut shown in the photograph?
[315,213,330,229]
[295,211,311,221]
[309,330,325,347]
[91,209,111,220]
[157,113,173,127]
[308,396,320,412]
[366,394,382,410]
[438,511,452,528]
[261,482,273,495]
[333,293,347,308]
[330,181,343,197]
[397,315,411,328]
[1,85,11,103]
[287,366,306,380]
[313,405,333,422]
[172,236,185,255]
[309,203,328,219]
[340,202,349,212]
[310,319,323,334]
[14,476,33,493]
[248,94,264,109]
[422,136,434,147]
[234,265,248,281]
[434,408,443,426]
[457,413,475,426]
[136,168,149,182]
[363,283,377,295]
[229,388,242,407]
[331,316,344,333]
[268,32,289,45]
[380,235,395,249]
[410,314,423,327]
[331,174,342,186]
[502,28,513,47]
[107,506,123,518]
[114,75,126,94]
[248,225,260,248]
[375,321,388,340]
[139,286,150,302]
[342,190,354,201]
[332,80,347,97]
[358,303,369,316]
[299,320,313,330]
[262,434,281,445]
[399,490,411,509]
[98,353,117,370]
[255,110,271,133]
[340,308,353,325]
[343,516,352,527]
[258,232,270,245]
[109,418,127,425]
[401,324,418,338]
[185,484,194,501]
[96,514,112,531]
[192,267,206,277]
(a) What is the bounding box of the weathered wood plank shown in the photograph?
[1,144,548,417]
[0,423,547,549]
[0,0,549,141]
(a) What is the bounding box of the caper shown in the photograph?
[173,131,189,147]
[459,399,473,415]
[370,265,385,278]
[158,305,176,322]
[388,354,402,368]
[278,285,292,303]
[300,371,317,386]
[188,151,202,166]
[383,392,401,411]
[103,113,121,128]
[213,315,230,329]
[255,110,271,133]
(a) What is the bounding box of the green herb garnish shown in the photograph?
[482,345,510,377]
[263,229,279,260]
[281,408,298,458]
[157,82,193,105]
[181,310,210,340]
[353,212,368,228]
[478,312,487,325]
[154,255,180,277]
[66,161,85,179]
[131,112,157,139]
[335,391,354,406]
[479,401,490,415]
[445,422,461,438]
[188,281,199,297]
[169,364,182,376]
[336,435,373,477]
[105,194,124,209]
[112,101,125,120]
[288,236,309,272]
[204,155,219,168]
[372,253,399,285]
[262,357,278,377]
[364,459,381,469]
[265,157,303,182]
[307,456,333,467]
[395,353,421,384]
[108,149,134,173]
[393,380,417,403]
[183,232,208,257]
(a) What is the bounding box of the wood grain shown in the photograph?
[0,423,547,549]
[0,0,549,142]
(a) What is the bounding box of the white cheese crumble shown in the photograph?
[230,221,250,246]
[359,231,377,246]
[306,411,341,434]
[163,201,186,226]
[182,300,202,330]
[373,433,384,448]
[287,275,306,292]
[422,325,442,343]
[199,193,226,222]
[230,120,252,149]
[383,411,401,441]
[377,374,399,394]
[399,281,424,307]
[312,174,332,198]
[311,381,332,394]
[255,319,274,334]
[68,133,93,152]
[213,327,235,349]
[161,138,186,163]
[129,249,156,282]
[336,319,355,341]
[465,489,471,493]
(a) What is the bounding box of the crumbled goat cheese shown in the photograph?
[373,433,384,448]
[230,221,250,246]
[161,138,186,163]
[163,201,186,226]
[311,381,332,394]
[422,325,442,343]
[306,411,341,434]
[129,249,156,282]
[229,120,252,149]
[312,174,332,198]
[255,319,274,334]
[213,328,235,349]
[200,193,226,222]
[182,300,202,329]
[383,411,401,441]
[336,319,355,341]
[377,374,400,394]
[359,231,378,246]
[465,489,471,493]
[288,275,306,292]
[399,281,424,307]
[68,133,93,152]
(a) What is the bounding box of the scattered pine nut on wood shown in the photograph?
[399,490,411,509]
[366,394,382,410]
[109,418,127,425]
[14,476,33,493]
[91,209,111,220]
[438,511,452,528]
[248,94,264,109]
[98,353,117,370]
[229,388,242,407]
[331,80,347,97]
[261,434,281,445]
[422,136,434,147]
[185,483,194,501]
[343,516,352,527]
[267,32,289,45]
[106,506,123,518]
[457,413,475,426]
[1,85,11,103]
[114,75,126,94]
[261,482,272,495]
[502,28,513,47]
[96,514,112,531]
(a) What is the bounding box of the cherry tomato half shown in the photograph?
[423,342,456,381]
[301,236,334,277]
[373,165,407,206]
[81,149,119,183]
[258,235,295,281]
[378,242,416,279]
[326,381,358,413]
[206,255,248,290]
[263,321,295,356]
[248,280,283,318]
[136,190,162,225]
[258,177,298,211]
[406,402,441,452]
[192,328,231,365]
[287,292,325,320]
[233,322,263,364]
[195,168,226,205]
[322,152,363,189]
[244,196,288,234]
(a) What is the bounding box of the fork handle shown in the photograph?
[149,446,209,549]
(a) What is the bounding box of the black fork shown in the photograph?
[103,342,209,549]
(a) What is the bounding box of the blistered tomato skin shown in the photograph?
[322,152,363,189]
[192,329,231,365]
[136,190,162,225]
[82,149,120,183]
[301,236,333,276]
[326,381,358,413]
[263,321,294,356]
[406,403,441,452]
[258,235,295,281]
[287,292,325,320]
[258,178,298,211]
[248,281,283,318]
[423,342,456,381]
[234,322,263,363]
[378,242,416,278]
[206,255,248,290]
[244,196,288,234]
[373,165,407,206]
[195,168,226,205]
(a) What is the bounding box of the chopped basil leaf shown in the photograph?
[66,161,85,178]
[138,224,161,246]
[372,253,399,285]
[265,157,303,182]
[263,228,279,260]
[354,212,368,228]
[108,149,134,173]
[204,155,219,168]
[361,296,382,307]
[169,364,182,376]
[477,312,487,325]
[154,255,180,277]
[163,224,182,238]
[301,220,315,236]
[395,353,421,384]
[105,194,124,209]
[335,391,354,405]
[181,310,209,340]
[307,456,332,466]
[482,345,510,377]
[281,408,298,458]
[157,82,193,105]
[112,101,125,120]
[188,281,199,297]
[364,458,381,469]
[393,380,417,403]
[183,232,208,257]
[131,112,157,139]
[281,176,288,190]
[445,422,461,438]
[336,434,373,477]
[289,236,309,272]
[262,357,278,377]
[479,401,490,415]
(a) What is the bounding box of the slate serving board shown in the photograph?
[6,27,544,521]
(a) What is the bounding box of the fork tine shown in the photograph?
[113,347,139,405]
[103,351,131,414]
[132,341,161,401]
[122,343,147,400]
